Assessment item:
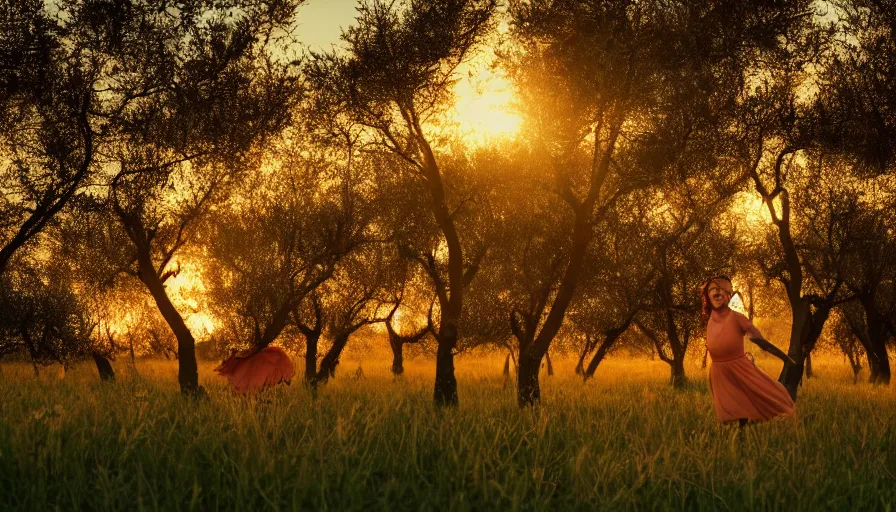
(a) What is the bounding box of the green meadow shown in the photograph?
[1,356,894,511]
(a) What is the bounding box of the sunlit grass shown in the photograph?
[1,354,894,510]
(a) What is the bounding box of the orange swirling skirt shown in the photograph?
[215,346,295,394]
[709,355,795,422]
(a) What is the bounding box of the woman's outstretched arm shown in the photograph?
[748,336,796,365]
[736,313,795,364]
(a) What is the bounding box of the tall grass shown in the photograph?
[1,355,894,511]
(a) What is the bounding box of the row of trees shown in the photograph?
[2,0,895,406]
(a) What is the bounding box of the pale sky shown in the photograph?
[297,0,359,50]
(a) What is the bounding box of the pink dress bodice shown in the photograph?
[706,309,762,362]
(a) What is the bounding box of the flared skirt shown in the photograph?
[709,355,796,422]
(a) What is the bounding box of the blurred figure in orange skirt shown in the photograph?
[701,276,796,426]
[215,346,295,394]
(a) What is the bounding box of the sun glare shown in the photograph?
[450,51,522,147]
[735,192,772,230]
[165,261,216,336]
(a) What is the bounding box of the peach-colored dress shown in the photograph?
[706,309,795,422]
[215,346,295,394]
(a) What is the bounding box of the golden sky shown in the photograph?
[297,0,522,145]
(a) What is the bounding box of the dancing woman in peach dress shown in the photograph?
[702,276,796,425]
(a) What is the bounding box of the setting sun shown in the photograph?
[734,192,772,231]
[450,52,522,146]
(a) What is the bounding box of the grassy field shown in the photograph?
[1,354,894,511]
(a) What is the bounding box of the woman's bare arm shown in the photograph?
[748,337,796,365]
[736,313,795,364]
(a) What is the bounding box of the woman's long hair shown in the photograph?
[700,280,713,324]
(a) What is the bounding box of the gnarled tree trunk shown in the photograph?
[670,355,686,388]
[863,300,891,385]
[136,245,199,395]
[778,299,808,400]
[385,308,429,377]
[583,329,627,381]
[580,314,638,379]
[390,336,404,376]
[304,331,320,384]
[433,322,459,406]
[843,303,879,383]
[517,351,542,405]
[667,313,689,389]
[314,330,356,386]
[518,206,597,406]
[92,352,115,381]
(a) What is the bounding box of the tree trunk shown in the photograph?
[850,355,861,384]
[576,334,599,375]
[665,311,687,389]
[861,297,891,385]
[513,124,621,406]
[544,352,554,376]
[863,347,880,384]
[517,351,542,406]
[840,335,862,384]
[869,331,891,385]
[136,247,200,395]
[503,350,518,389]
[304,331,320,384]
[799,306,830,386]
[582,316,637,381]
[868,355,881,384]
[260,301,300,349]
[390,336,404,376]
[583,332,620,381]
[670,356,686,388]
[418,143,465,407]
[519,214,594,405]
[314,332,351,385]
[778,299,809,400]
[91,352,115,381]
[433,325,458,406]
[752,176,805,401]
[844,305,879,383]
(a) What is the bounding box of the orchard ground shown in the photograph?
[1,351,894,511]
